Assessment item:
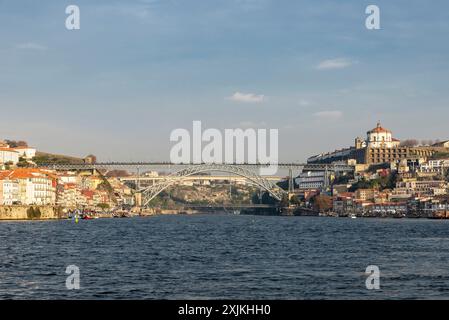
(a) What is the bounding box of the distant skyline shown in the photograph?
[1,0,449,162]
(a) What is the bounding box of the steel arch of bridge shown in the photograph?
[140,164,286,207]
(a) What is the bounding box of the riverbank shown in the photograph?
[0,206,64,220]
[3,205,448,220]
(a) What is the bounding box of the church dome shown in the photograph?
[367,122,391,134]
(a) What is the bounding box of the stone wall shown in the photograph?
[0,206,64,220]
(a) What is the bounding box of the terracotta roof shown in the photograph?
[81,190,94,199]
[367,122,391,134]
[336,192,354,199]
[0,171,13,180]
[6,168,54,180]
[0,148,19,153]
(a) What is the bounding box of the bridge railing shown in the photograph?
[38,162,355,171]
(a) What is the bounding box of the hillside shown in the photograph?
[33,151,85,165]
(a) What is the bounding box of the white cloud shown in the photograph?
[228,92,265,103]
[313,110,343,119]
[316,58,354,70]
[16,42,47,51]
[298,99,311,107]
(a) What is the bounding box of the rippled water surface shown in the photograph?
[1,215,449,299]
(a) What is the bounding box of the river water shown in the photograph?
[1,214,449,299]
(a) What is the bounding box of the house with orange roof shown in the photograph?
[56,183,81,208]
[7,168,56,205]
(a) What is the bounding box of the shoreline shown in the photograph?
[1,205,448,221]
[2,211,449,221]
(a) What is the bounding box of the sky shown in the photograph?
[0,0,448,162]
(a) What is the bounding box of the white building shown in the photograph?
[0,148,19,165]
[10,169,56,205]
[433,140,449,148]
[27,174,55,205]
[366,122,401,149]
[58,172,78,184]
[13,146,36,160]
[144,171,159,177]
[419,159,449,174]
[0,178,19,205]
[295,171,327,190]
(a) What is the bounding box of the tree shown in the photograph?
[260,192,277,205]
[16,157,30,168]
[400,139,419,147]
[97,203,110,210]
[106,170,131,177]
[289,195,301,205]
[311,194,332,212]
[431,152,449,160]
[280,195,289,207]
[421,140,435,146]
[333,173,354,185]
[384,171,398,190]
[349,178,372,192]
[4,161,13,170]
[5,140,28,148]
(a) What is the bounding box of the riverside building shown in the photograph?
[308,122,447,165]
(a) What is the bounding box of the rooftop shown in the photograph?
[0,147,19,153]
[367,122,392,134]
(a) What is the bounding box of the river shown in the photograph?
[1,215,449,299]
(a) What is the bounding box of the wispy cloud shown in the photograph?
[228,92,265,103]
[316,58,354,70]
[313,110,343,119]
[16,42,47,51]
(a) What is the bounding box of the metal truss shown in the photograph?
[140,163,287,207]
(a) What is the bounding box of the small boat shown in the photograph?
[81,215,94,220]
[350,214,357,219]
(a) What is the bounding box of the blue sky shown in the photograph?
[1,0,448,162]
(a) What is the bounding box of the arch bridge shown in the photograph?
[139,163,287,207]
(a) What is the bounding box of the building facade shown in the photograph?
[10,169,56,205]
[0,178,19,205]
[366,122,401,149]
[295,170,328,190]
[308,122,447,166]
[0,148,19,165]
[13,146,36,160]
